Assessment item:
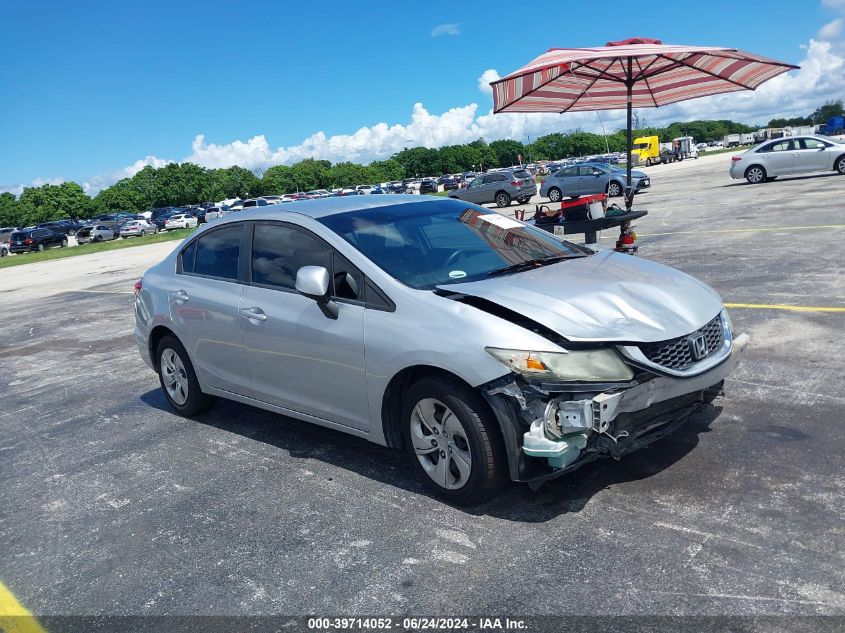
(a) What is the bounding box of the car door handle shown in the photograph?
[168,289,189,303]
[240,307,267,322]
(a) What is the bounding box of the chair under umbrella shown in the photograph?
[490,37,799,208]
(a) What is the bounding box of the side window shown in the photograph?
[562,166,578,178]
[181,240,197,273]
[251,224,330,290]
[799,138,826,149]
[194,225,241,280]
[481,175,495,184]
[768,140,793,152]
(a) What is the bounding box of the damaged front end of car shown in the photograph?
[479,310,749,488]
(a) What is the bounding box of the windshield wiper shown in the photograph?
[486,254,579,277]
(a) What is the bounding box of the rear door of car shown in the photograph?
[556,166,581,195]
[757,139,794,175]
[239,221,370,430]
[171,223,253,397]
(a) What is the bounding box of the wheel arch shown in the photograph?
[833,153,845,171]
[744,163,766,178]
[148,324,179,371]
[381,365,497,451]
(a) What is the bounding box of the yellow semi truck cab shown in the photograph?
[631,136,660,166]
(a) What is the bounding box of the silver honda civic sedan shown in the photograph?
[134,195,748,504]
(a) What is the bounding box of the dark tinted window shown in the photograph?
[181,240,197,273]
[512,170,531,179]
[251,224,330,290]
[193,225,241,280]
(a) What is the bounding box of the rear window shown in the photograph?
[512,170,531,179]
[11,231,29,240]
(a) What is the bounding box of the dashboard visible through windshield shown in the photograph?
[319,200,589,289]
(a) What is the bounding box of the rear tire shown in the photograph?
[156,335,216,416]
[37,243,45,252]
[745,165,766,184]
[401,376,508,505]
[547,187,562,202]
[835,155,845,175]
[495,191,511,208]
[61,238,68,248]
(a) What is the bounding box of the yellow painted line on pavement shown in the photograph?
[724,303,845,313]
[638,223,845,237]
[0,581,46,633]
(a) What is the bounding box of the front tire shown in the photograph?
[745,165,766,184]
[495,191,511,208]
[547,187,562,202]
[835,155,845,175]
[607,181,622,197]
[401,377,508,505]
[156,335,215,416]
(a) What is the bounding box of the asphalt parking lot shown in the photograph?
[1,152,843,621]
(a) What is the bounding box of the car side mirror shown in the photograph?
[295,265,338,318]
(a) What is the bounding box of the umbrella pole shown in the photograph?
[625,56,633,211]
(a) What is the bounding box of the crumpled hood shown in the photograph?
[438,251,723,343]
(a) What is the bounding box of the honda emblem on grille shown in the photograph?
[690,334,708,360]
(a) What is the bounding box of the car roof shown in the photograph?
[212,194,452,223]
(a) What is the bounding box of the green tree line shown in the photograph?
[0,116,813,229]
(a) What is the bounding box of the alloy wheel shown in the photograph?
[837,158,845,175]
[161,348,189,406]
[409,398,472,490]
[609,182,621,197]
[548,188,562,202]
[747,167,764,183]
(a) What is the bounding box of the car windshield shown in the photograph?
[319,200,589,290]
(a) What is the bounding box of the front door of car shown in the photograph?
[580,166,607,194]
[794,137,831,172]
[171,223,253,397]
[464,177,484,203]
[239,222,370,431]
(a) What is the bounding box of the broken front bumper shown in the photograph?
[484,333,749,484]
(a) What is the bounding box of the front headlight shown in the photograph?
[486,347,634,382]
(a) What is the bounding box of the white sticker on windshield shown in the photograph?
[448,270,467,279]
[478,214,522,229]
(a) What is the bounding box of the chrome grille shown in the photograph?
[638,314,723,371]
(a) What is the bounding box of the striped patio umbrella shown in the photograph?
[491,37,799,208]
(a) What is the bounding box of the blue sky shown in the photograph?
[2,0,843,193]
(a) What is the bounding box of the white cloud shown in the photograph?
[8,29,845,198]
[477,69,500,96]
[0,177,64,197]
[81,155,171,195]
[819,18,844,40]
[430,23,460,37]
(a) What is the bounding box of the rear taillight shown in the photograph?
[731,156,742,162]
[24,238,33,245]
[134,279,142,298]
[512,180,522,186]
